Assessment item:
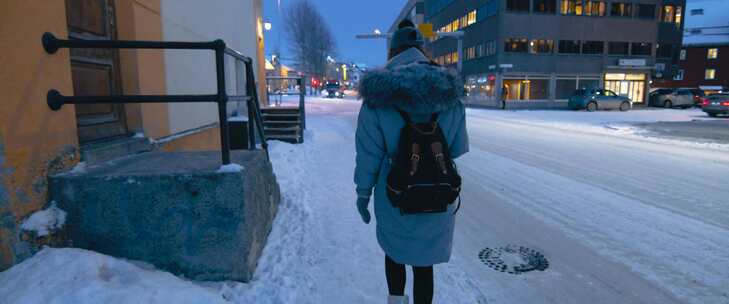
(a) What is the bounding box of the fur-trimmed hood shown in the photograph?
[358,48,463,113]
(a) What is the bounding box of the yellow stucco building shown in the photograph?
[0,0,268,270]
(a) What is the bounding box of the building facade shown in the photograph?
[392,0,686,107]
[653,0,729,93]
[0,0,267,270]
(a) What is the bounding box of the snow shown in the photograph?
[132,132,145,139]
[216,163,244,173]
[68,162,87,174]
[20,202,67,237]
[3,97,729,303]
[0,248,228,304]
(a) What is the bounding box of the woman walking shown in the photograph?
[354,20,469,304]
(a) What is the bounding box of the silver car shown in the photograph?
[649,88,695,108]
[569,89,632,112]
[701,94,729,117]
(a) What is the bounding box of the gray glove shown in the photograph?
[356,196,371,224]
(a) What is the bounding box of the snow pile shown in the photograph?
[68,162,87,174]
[0,248,229,304]
[216,163,244,173]
[20,202,67,237]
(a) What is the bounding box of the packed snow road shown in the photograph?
[245,97,729,304]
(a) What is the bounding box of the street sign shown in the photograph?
[619,59,646,66]
[419,23,435,39]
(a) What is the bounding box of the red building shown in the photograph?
[653,0,729,94]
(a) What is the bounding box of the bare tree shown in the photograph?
[284,0,337,79]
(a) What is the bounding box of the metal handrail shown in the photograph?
[42,32,268,165]
[265,76,307,130]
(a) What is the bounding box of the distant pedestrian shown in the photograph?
[501,84,509,109]
[354,20,469,304]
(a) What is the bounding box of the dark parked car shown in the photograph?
[648,88,696,108]
[324,81,343,98]
[701,93,729,117]
[569,89,632,112]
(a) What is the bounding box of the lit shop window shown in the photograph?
[467,10,477,25]
[530,39,554,54]
[705,69,716,80]
[662,5,682,26]
[708,48,719,59]
[505,38,529,53]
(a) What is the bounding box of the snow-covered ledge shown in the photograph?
[48,150,280,282]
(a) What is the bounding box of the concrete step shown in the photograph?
[80,135,154,165]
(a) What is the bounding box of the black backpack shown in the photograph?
[386,108,462,214]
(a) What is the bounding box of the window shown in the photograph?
[558,40,581,54]
[486,40,497,56]
[673,69,684,80]
[608,42,630,55]
[657,44,673,58]
[705,69,716,80]
[680,49,686,60]
[466,46,476,60]
[507,0,530,12]
[637,4,656,19]
[529,79,551,99]
[611,2,632,17]
[560,0,578,15]
[476,44,485,57]
[708,48,718,59]
[631,42,652,56]
[579,79,600,90]
[534,0,557,13]
[582,41,604,54]
[584,1,607,16]
[467,10,477,25]
[451,51,458,63]
[690,9,704,15]
[662,5,682,25]
[556,79,577,99]
[505,38,529,52]
[530,39,554,54]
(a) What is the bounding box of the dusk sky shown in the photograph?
[263,0,408,68]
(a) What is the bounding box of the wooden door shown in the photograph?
[65,0,128,143]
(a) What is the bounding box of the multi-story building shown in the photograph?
[0,0,267,271]
[391,0,686,107]
[654,0,729,94]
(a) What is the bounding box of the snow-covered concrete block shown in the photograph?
[48,150,280,282]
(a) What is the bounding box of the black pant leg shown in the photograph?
[385,255,406,296]
[412,265,434,304]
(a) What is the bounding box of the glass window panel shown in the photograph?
[556,79,577,99]
[528,79,550,100]
[631,42,652,56]
[534,0,556,13]
[578,79,600,90]
[657,44,673,58]
[637,4,656,19]
[505,38,529,52]
[611,3,632,17]
[558,40,581,54]
[663,5,675,22]
[608,42,630,55]
[708,48,718,59]
[582,41,604,54]
[706,69,716,80]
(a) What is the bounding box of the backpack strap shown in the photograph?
[429,112,439,123]
[395,107,412,123]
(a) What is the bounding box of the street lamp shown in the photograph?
[264,22,272,31]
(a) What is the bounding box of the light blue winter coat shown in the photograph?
[354,48,469,267]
